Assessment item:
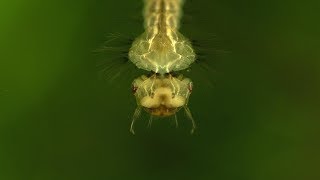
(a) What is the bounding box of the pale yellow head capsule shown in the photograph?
[132,74,192,116]
[130,74,195,134]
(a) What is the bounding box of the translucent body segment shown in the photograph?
[144,0,184,30]
[129,31,195,74]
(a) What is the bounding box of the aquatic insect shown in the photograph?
[129,0,197,134]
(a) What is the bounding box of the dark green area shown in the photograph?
[1,0,319,179]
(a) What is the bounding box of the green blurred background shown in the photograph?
[1,0,320,179]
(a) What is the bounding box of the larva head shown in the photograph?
[132,74,192,116]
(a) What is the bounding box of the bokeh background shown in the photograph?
[1,0,320,179]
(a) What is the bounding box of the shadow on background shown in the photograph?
[0,0,319,179]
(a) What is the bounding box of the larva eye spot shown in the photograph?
[132,85,138,94]
[188,82,193,93]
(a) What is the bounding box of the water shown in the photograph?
[1,0,319,179]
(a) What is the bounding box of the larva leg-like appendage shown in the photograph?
[130,106,142,135]
[174,114,178,128]
[147,115,153,128]
[184,105,196,134]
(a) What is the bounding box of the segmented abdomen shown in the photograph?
[144,0,183,31]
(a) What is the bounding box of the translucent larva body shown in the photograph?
[129,0,196,134]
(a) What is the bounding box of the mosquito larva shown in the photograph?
[129,0,196,134]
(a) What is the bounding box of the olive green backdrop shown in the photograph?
[1,0,319,179]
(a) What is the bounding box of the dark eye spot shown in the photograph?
[132,85,138,94]
[188,82,193,93]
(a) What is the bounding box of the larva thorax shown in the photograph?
[129,0,195,74]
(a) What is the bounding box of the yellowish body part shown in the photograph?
[128,0,196,134]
